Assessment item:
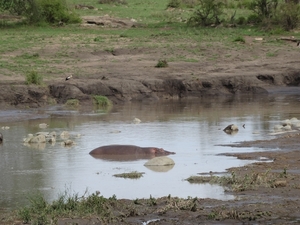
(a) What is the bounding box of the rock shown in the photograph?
[223,124,239,134]
[39,123,48,129]
[281,119,291,126]
[144,156,175,172]
[23,134,34,143]
[273,180,287,188]
[274,125,284,131]
[24,142,46,150]
[60,131,70,139]
[282,125,292,131]
[48,137,56,144]
[29,134,46,143]
[254,37,263,41]
[36,132,49,136]
[61,139,75,147]
[144,156,175,166]
[49,131,56,138]
[133,118,141,124]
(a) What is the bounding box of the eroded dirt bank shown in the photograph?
[1,69,300,109]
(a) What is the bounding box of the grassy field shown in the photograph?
[0,0,296,81]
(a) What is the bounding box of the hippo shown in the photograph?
[89,145,175,161]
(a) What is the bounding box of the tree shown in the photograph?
[188,0,225,26]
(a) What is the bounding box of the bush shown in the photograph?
[167,0,181,8]
[93,95,111,107]
[188,0,225,26]
[233,36,246,43]
[274,2,300,30]
[181,0,198,8]
[65,99,79,107]
[155,59,168,68]
[25,70,43,85]
[37,0,81,24]
[2,0,81,24]
[247,14,262,24]
[248,0,278,19]
[236,16,247,25]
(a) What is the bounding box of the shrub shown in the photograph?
[65,99,79,107]
[93,95,111,107]
[6,0,81,24]
[167,0,181,8]
[233,36,246,43]
[25,70,43,85]
[181,0,198,8]
[274,2,300,30]
[188,0,225,26]
[236,16,247,25]
[248,0,278,19]
[247,14,262,24]
[155,59,168,68]
[38,0,81,24]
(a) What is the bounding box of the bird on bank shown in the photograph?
[65,75,72,81]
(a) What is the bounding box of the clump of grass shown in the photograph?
[17,191,118,224]
[155,59,168,68]
[18,53,40,59]
[94,36,103,42]
[25,70,43,85]
[167,0,181,8]
[233,36,245,43]
[113,171,144,179]
[93,95,111,107]
[186,170,285,192]
[65,99,79,107]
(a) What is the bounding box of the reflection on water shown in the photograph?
[1,94,300,210]
[144,165,175,173]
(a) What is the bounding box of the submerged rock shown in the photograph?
[61,139,75,147]
[60,131,70,139]
[144,156,175,166]
[223,124,239,135]
[29,134,46,143]
[144,156,175,172]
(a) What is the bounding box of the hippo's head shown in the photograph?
[154,148,175,155]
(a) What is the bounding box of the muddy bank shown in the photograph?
[1,70,300,108]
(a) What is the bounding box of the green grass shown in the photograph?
[16,191,118,224]
[93,95,111,107]
[65,99,80,107]
[0,0,297,81]
[113,171,145,179]
[186,169,288,192]
[25,70,43,85]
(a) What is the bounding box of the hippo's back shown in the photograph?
[89,145,142,155]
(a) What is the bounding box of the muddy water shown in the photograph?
[1,94,300,210]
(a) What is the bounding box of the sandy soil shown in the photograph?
[2,16,300,224]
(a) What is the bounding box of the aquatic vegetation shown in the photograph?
[113,171,144,179]
[93,95,111,107]
[186,170,287,192]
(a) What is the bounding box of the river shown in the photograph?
[1,93,300,210]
